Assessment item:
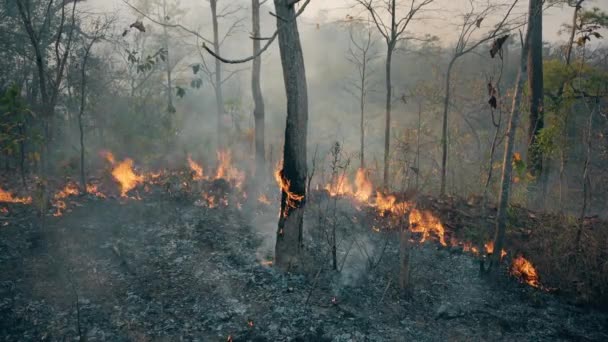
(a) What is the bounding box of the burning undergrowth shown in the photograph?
[1,155,607,340]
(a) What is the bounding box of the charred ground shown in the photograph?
[1,176,607,341]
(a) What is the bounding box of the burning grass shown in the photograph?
[0,187,32,204]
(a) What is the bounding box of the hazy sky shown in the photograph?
[87,0,599,45]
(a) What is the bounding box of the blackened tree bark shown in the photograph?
[526,0,544,195]
[252,0,266,181]
[274,0,308,271]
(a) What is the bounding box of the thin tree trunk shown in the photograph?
[274,0,308,271]
[576,97,596,247]
[415,101,421,190]
[440,58,456,196]
[383,45,393,189]
[210,0,225,147]
[491,30,530,270]
[399,212,411,290]
[360,64,366,169]
[526,0,544,201]
[558,0,583,212]
[78,40,96,193]
[252,0,266,181]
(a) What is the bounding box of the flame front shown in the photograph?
[52,182,80,216]
[354,168,373,201]
[409,208,447,246]
[0,187,32,204]
[109,158,144,197]
[188,156,205,180]
[215,150,245,188]
[325,173,353,197]
[510,255,540,288]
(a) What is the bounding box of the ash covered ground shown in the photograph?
[1,188,607,342]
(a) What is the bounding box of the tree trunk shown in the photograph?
[526,0,544,200]
[360,66,366,169]
[252,0,266,181]
[78,41,95,193]
[399,213,411,290]
[491,30,530,270]
[274,0,308,271]
[210,0,225,147]
[440,58,456,196]
[383,45,393,189]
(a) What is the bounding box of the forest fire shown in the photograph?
[325,174,353,196]
[408,208,447,246]
[52,182,80,216]
[274,167,304,218]
[354,168,373,201]
[215,150,245,188]
[86,184,107,198]
[510,255,540,288]
[187,156,205,180]
[0,187,32,204]
[485,241,507,259]
[103,152,144,197]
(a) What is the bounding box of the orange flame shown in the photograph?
[325,173,353,196]
[104,153,144,197]
[188,156,205,180]
[484,241,507,259]
[354,168,373,201]
[0,187,32,204]
[409,208,447,246]
[510,255,540,288]
[215,150,245,188]
[274,166,304,218]
[52,182,80,216]
[86,184,107,198]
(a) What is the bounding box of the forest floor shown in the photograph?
[1,189,607,341]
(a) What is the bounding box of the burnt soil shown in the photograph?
[1,193,607,341]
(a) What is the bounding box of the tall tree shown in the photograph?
[203,0,312,270]
[346,23,377,169]
[439,0,518,196]
[355,0,434,189]
[526,0,544,198]
[491,25,532,271]
[251,0,266,181]
[15,0,79,173]
[273,0,309,270]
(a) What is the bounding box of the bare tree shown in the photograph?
[15,0,79,173]
[526,0,544,202]
[345,22,378,169]
[491,25,531,270]
[439,0,519,196]
[77,18,110,193]
[355,0,434,189]
[252,0,266,181]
